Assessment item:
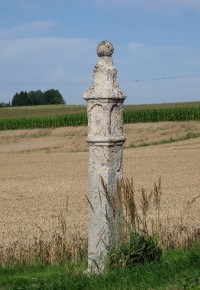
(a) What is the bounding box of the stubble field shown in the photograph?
[0,121,200,248]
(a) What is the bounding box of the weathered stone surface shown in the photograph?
[83,40,126,273]
[96,40,114,57]
[83,40,126,101]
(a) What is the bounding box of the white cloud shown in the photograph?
[117,42,200,90]
[127,42,186,64]
[0,21,58,39]
[0,37,95,67]
[0,36,199,104]
[128,42,142,50]
[0,37,96,103]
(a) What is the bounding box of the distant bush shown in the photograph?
[0,102,10,108]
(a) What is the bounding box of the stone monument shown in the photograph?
[83,40,126,273]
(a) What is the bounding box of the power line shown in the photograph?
[0,73,199,85]
[120,73,200,83]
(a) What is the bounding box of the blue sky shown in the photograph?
[0,0,200,105]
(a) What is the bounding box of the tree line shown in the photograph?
[0,102,10,107]
[11,89,65,106]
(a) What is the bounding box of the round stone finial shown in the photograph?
[96,40,114,57]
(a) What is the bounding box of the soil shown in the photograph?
[0,122,200,246]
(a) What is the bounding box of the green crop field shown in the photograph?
[0,104,87,120]
[0,101,199,130]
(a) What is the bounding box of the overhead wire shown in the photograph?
[0,73,200,85]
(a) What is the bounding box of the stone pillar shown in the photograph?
[83,40,126,273]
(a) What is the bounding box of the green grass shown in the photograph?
[0,113,88,130]
[125,101,200,111]
[0,102,200,131]
[123,107,200,123]
[0,104,87,120]
[0,245,200,289]
[1,101,199,120]
[0,101,199,120]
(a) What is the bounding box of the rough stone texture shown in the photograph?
[83,40,126,272]
[83,40,126,101]
[96,40,114,57]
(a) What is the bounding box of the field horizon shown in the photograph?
[0,100,199,120]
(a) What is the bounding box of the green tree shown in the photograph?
[12,89,65,106]
[43,89,65,105]
[12,91,29,106]
[28,90,43,105]
[0,102,10,107]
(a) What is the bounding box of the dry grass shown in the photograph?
[0,213,87,268]
[102,177,200,250]
[124,121,200,148]
[1,177,199,268]
[0,121,200,153]
[0,122,200,267]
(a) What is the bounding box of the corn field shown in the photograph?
[0,113,88,130]
[0,107,200,130]
[124,107,200,123]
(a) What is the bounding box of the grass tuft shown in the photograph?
[100,177,200,270]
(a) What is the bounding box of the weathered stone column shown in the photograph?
[83,40,126,273]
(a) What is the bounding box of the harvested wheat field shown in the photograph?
[0,121,200,248]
